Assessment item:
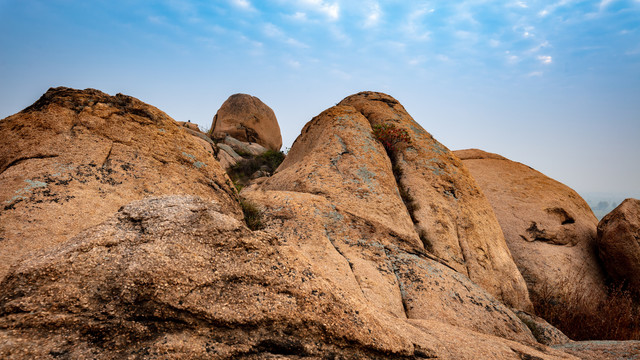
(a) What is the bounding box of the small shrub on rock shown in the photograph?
[240,199,263,231]
[372,123,411,155]
[227,150,285,190]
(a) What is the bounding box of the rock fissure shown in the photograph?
[0,154,59,175]
[383,247,410,319]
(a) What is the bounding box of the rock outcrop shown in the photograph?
[2,88,638,359]
[0,196,573,359]
[211,93,282,151]
[0,87,241,281]
[335,92,531,311]
[597,198,640,294]
[455,149,607,308]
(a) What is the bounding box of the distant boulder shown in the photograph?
[211,93,282,151]
[455,149,608,310]
[0,87,241,281]
[597,198,640,294]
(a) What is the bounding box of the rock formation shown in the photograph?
[211,93,282,151]
[0,87,241,281]
[1,88,637,359]
[455,149,607,309]
[0,195,574,359]
[597,198,640,294]
[335,92,532,311]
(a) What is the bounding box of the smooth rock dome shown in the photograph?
[211,93,282,151]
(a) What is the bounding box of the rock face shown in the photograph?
[252,96,535,341]
[597,198,640,294]
[211,94,282,151]
[0,87,241,281]
[335,92,531,311]
[0,196,573,359]
[455,149,607,308]
[3,88,639,359]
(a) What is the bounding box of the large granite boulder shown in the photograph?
[454,149,607,309]
[0,87,241,281]
[0,196,573,359]
[597,198,640,294]
[336,92,531,311]
[211,93,282,151]
[252,98,535,341]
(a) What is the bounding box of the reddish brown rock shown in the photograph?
[211,93,282,151]
[0,87,241,281]
[597,198,640,294]
[338,92,531,311]
[455,149,607,309]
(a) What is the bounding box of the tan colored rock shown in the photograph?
[250,102,534,340]
[454,148,607,309]
[223,135,268,156]
[338,92,531,311]
[0,195,576,359]
[553,341,640,360]
[211,93,282,151]
[515,310,571,346]
[0,87,241,281]
[597,198,640,294]
[177,120,200,131]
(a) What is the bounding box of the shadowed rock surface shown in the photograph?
[455,149,607,309]
[211,93,282,151]
[0,87,241,282]
[597,198,640,295]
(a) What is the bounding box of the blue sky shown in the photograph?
[1,0,639,198]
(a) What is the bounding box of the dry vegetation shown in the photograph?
[532,273,640,341]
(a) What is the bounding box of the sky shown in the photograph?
[1,0,639,199]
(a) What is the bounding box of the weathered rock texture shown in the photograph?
[597,198,640,294]
[0,87,241,281]
[252,96,534,342]
[336,92,531,311]
[0,196,574,359]
[3,88,637,359]
[455,149,607,308]
[211,94,282,151]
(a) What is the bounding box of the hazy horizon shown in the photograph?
[1,0,638,200]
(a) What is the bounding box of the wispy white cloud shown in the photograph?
[231,0,256,11]
[286,12,308,22]
[404,5,434,41]
[262,23,309,48]
[599,0,616,11]
[527,71,543,77]
[364,2,382,28]
[506,51,520,64]
[538,0,574,17]
[299,0,340,21]
[537,55,553,64]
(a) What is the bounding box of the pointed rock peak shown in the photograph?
[211,93,282,151]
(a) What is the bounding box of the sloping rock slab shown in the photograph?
[339,92,531,311]
[0,87,240,281]
[0,195,575,359]
[553,341,640,360]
